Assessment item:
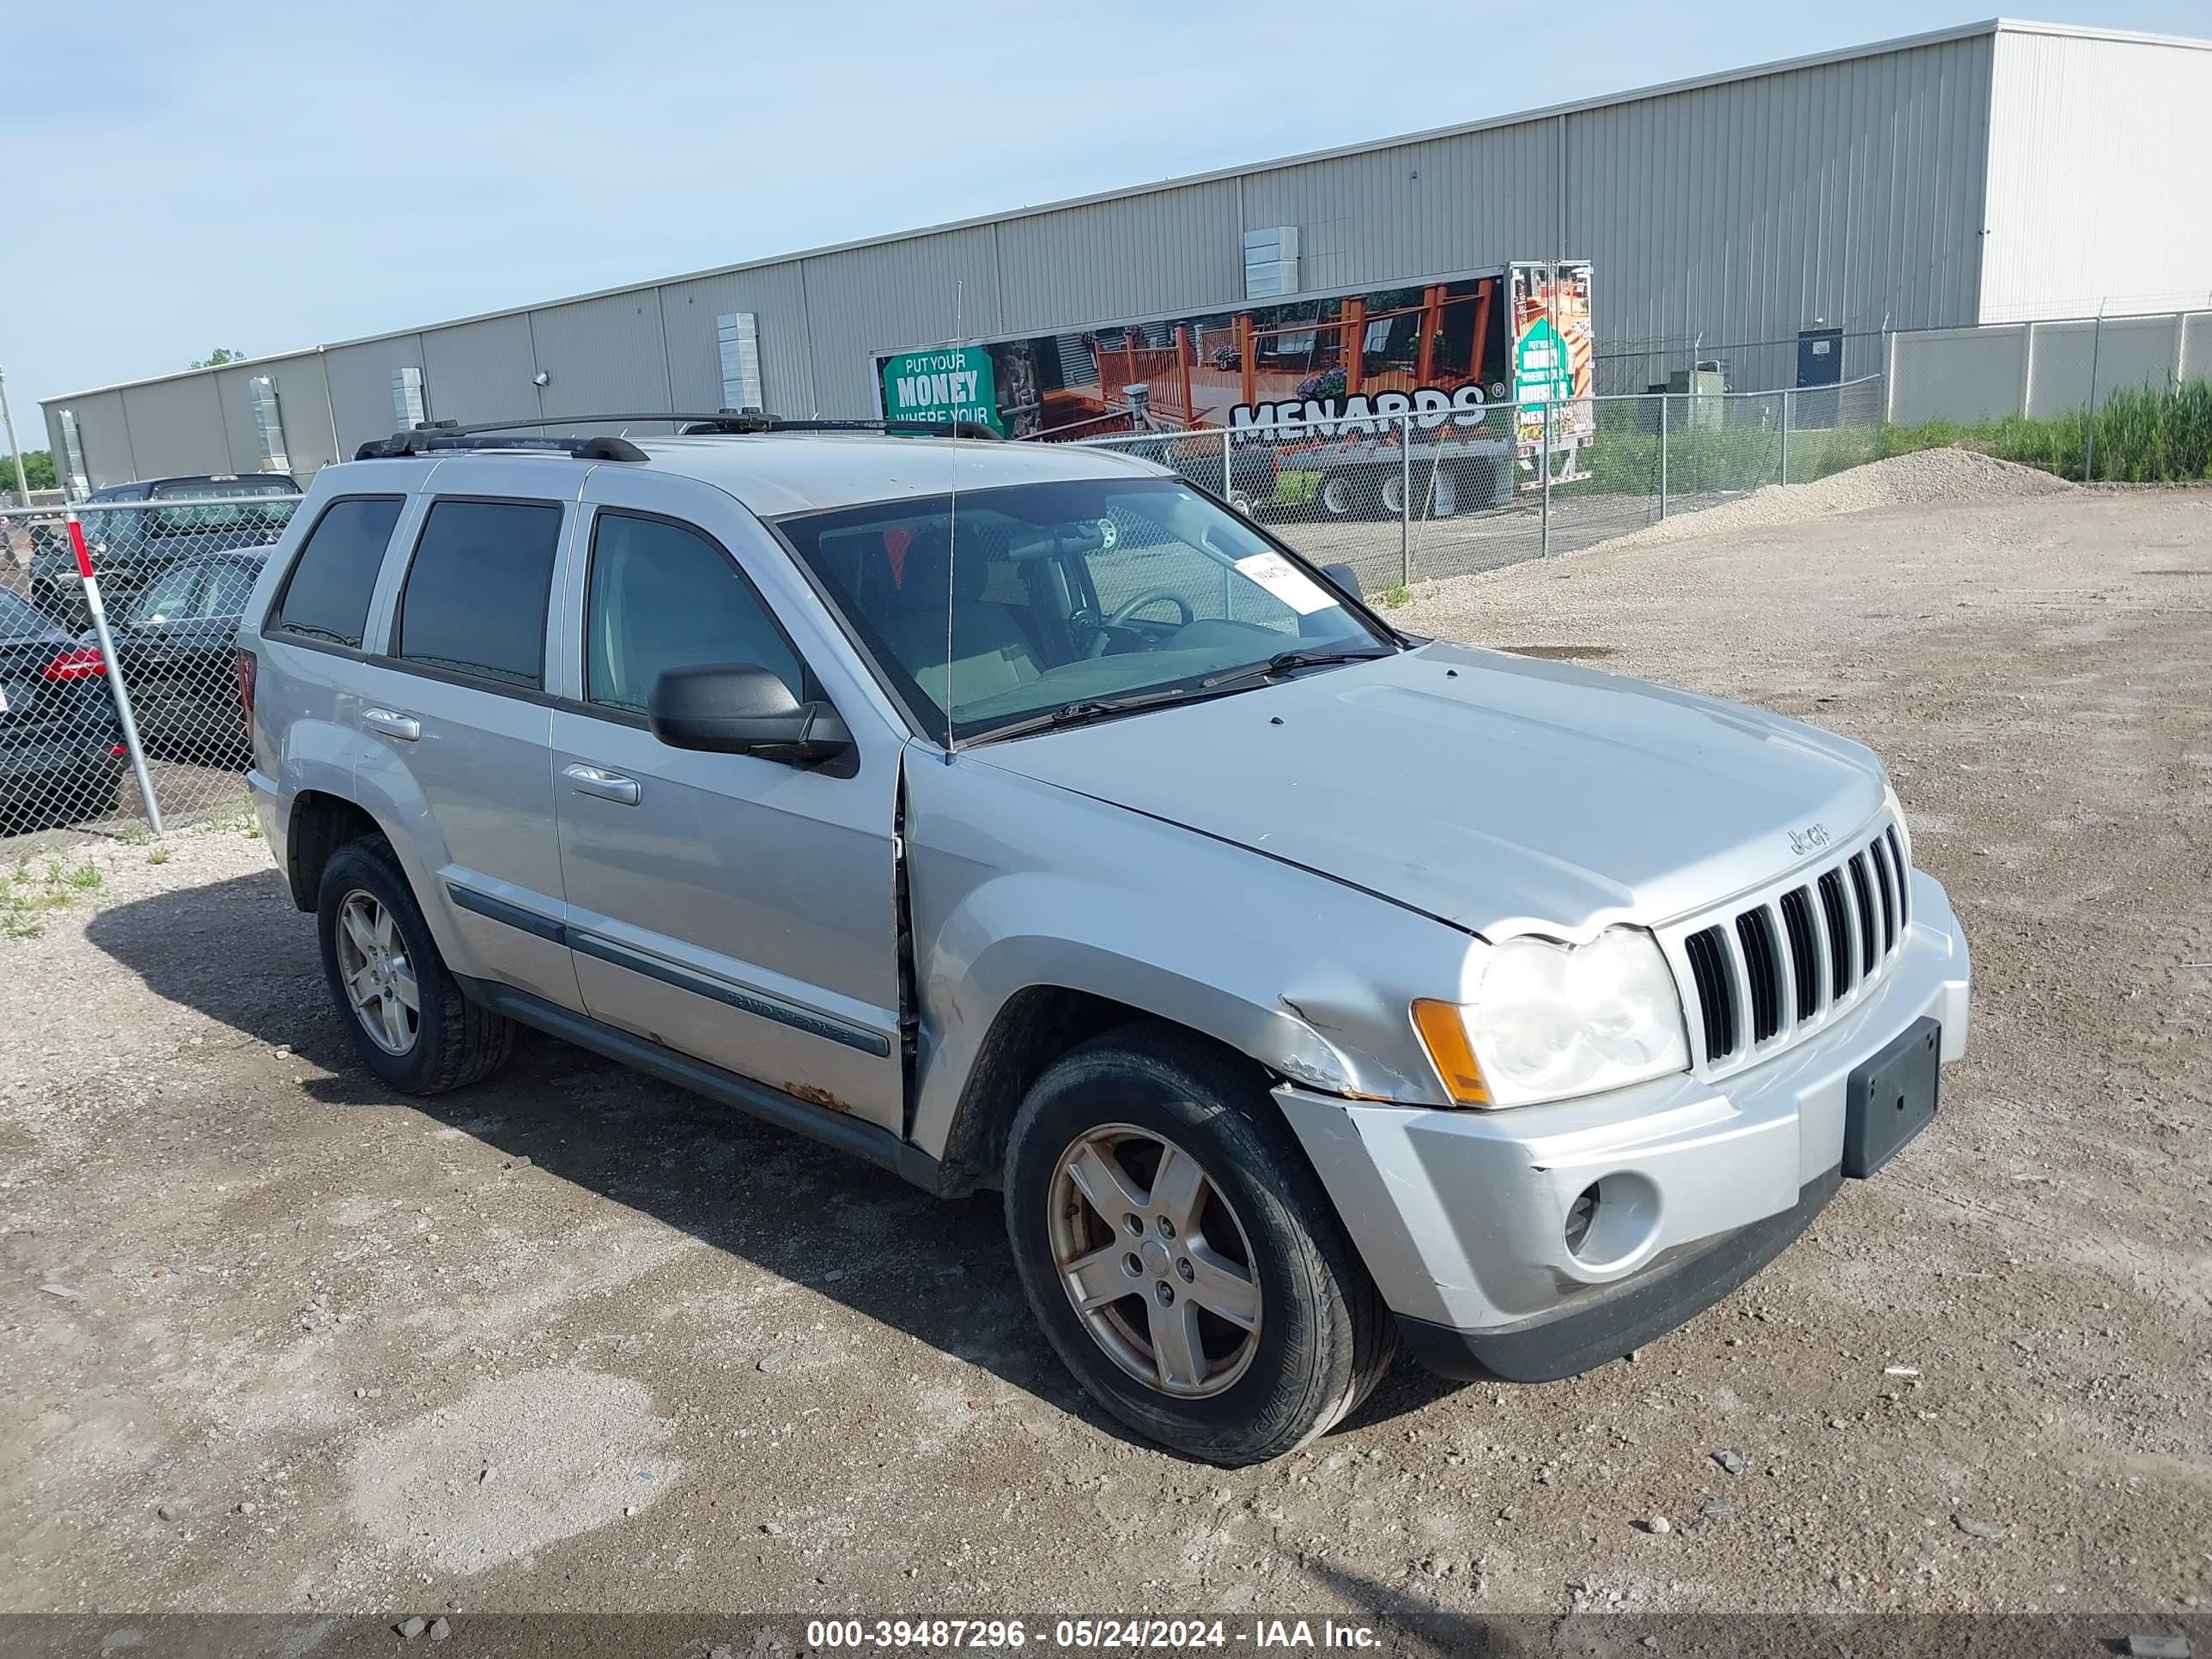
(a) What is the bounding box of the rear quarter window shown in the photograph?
[271,496,405,648]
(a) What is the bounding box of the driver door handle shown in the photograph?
[563,763,641,806]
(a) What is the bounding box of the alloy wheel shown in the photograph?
[1047,1124,1261,1398]
[334,889,420,1055]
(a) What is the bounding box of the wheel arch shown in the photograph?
[915,933,1409,1195]
[283,789,384,911]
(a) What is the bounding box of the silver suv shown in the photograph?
[239,419,1971,1466]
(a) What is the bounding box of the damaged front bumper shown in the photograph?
[1275,869,1971,1381]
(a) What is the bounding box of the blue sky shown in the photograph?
[4,3,2206,417]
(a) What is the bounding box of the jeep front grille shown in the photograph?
[1663,821,1911,1079]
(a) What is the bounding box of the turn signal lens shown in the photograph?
[1411,999,1492,1105]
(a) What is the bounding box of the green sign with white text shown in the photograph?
[879,345,1004,435]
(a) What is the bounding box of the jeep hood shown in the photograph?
[971,641,1889,937]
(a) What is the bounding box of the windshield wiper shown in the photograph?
[967,647,1396,745]
[965,689,1203,745]
[1200,645,1391,691]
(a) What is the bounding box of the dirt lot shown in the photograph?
[2,477,2207,1632]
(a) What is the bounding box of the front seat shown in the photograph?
[873,527,1042,714]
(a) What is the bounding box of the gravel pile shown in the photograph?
[1597,447,2073,551]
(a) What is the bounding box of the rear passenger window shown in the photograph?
[397,500,562,689]
[585,511,805,714]
[273,496,403,647]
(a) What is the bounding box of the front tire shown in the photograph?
[316,836,513,1095]
[1004,1024,1394,1464]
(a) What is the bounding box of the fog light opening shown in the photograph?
[1564,1184,1600,1257]
[1561,1171,1663,1272]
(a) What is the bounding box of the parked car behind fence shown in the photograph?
[28,473,297,629]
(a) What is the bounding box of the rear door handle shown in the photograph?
[362,708,420,742]
[563,763,641,806]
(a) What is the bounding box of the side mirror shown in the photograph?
[648,662,852,764]
[1321,561,1364,602]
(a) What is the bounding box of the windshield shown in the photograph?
[779,477,1392,741]
[131,562,202,623]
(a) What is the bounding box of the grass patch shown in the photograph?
[1377,583,1413,609]
[148,846,171,866]
[0,854,108,940]
[1575,380,2212,496]
[1873,380,2212,483]
[1580,400,1881,498]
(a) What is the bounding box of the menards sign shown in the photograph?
[879,345,1004,435]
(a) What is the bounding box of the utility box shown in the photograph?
[1668,364,1726,429]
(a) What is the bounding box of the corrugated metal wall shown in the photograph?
[659,263,815,415]
[1242,126,1559,295]
[998,180,1243,335]
[43,390,136,491]
[113,375,231,478]
[45,24,2212,477]
[1569,34,1992,392]
[43,352,337,487]
[325,335,426,447]
[421,314,540,426]
[800,225,1003,415]
[1981,29,2212,324]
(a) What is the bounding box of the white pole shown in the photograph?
[1399,413,1413,586]
[66,514,163,833]
[0,367,28,507]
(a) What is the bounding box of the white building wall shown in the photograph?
[1980,27,2212,324]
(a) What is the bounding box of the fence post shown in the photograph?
[66,514,163,834]
[1780,388,1791,485]
[1658,394,1668,520]
[1399,413,1413,588]
[2083,307,2105,481]
[1540,398,1552,559]
[1221,425,1233,501]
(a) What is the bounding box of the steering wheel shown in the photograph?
[1087,587,1196,657]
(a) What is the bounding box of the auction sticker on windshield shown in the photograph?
[1234,551,1333,614]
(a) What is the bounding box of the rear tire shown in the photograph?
[1004,1023,1394,1465]
[316,835,513,1096]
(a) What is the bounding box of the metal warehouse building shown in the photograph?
[41,16,2212,490]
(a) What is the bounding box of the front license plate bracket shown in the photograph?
[1842,1016,1942,1179]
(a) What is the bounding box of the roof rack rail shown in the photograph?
[356,410,1003,454]
[355,427,649,462]
[673,412,1004,441]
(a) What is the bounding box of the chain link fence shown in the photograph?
[0,493,301,854]
[0,379,1886,851]
[1075,375,1887,599]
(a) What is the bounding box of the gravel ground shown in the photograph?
[2,477,2208,1632]
[1590,447,2075,554]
